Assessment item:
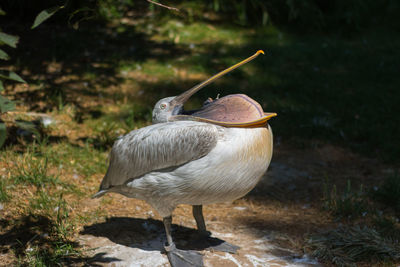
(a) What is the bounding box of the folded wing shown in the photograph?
[97,121,220,192]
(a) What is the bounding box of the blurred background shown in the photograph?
[0,1,399,266]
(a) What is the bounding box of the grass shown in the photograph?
[11,206,81,267]
[307,225,400,267]
[21,196,80,267]
[373,174,400,212]
[323,179,368,220]
[314,176,400,265]
[0,139,99,264]
[44,142,107,179]
[12,154,60,189]
[0,178,10,203]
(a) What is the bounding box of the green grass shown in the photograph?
[13,203,81,267]
[307,225,400,267]
[22,241,80,267]
[373,174,400,212]
[315,177,400,265]
[44,142,107,178]
[12,155,61,189]
[0,141,88,265]
[153,20,246,45]
[7,143,76,193]
[323,180,368,220]
[0,178,10,202]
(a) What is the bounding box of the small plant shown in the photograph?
[29,190,57,215]
[91,122,123,149]
[12,153,60,189]
[0,177,10,202]
[323,179,368,219]
[373,174,400,212]
[307,225,400,266]
[20,193,80,266]
[373,215,400,240]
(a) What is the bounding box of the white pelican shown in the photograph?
[93,51,276,266]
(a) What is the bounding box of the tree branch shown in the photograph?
[146,0,179,12]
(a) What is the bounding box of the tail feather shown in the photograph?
[91,190,108,199]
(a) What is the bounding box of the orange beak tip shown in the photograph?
[257,50,265,55]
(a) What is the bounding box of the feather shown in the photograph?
[95,121,220,193]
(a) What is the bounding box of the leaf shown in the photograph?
[0,70,26,83]
[0,48,9,60]
[0,81,3,92]
[0,32,19,48]
[32,5,64,29]
[68,7,95,29]
[0,94,15,113]
[0,122,6,148]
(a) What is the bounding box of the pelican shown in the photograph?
[93,50,276,267]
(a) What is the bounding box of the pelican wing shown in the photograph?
[97,121,221,192]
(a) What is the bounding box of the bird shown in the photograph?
[93,50,276,267]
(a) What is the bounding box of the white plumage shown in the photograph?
[94,120,273,217]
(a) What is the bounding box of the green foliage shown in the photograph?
[0,177,10,202]
[96,0,135,20]
[373,174,400,212]
[178,0,400,31]
[323,180,368,219]
[0,31,19,48]
[0,48,9,60]
[32,5,65,29]
[0,9,23,148]
[0,1,65,149]
[0,70,26,83]
[307,225,400,266]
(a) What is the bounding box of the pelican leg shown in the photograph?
[192,205,210,235]
[163,216,203,267]
[191,205,240,254]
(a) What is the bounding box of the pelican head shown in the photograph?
[152,50,266,124]
[152,96,181,123]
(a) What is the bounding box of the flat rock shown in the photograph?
[79,218,320,267]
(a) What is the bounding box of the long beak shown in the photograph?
[171,50,265,106]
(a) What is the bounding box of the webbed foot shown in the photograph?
[165,243,203,267]
[193,231,240,253]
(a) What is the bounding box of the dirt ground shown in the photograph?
[77,141,388,267]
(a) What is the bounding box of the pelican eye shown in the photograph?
[160,103,167,110]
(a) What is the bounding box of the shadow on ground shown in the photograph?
[0,214,120,266]
[81,217,231,252]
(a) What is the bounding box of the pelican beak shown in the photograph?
[206,112,277,128]
[170,50,265,109]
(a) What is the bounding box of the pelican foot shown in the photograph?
[193,232,240,254]
[205,239,240,253]
[165,243,203,267]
